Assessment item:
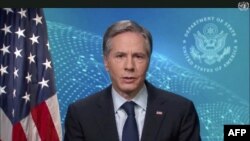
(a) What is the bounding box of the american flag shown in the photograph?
[0,8,62,141]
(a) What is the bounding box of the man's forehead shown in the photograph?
[111,49,147,53]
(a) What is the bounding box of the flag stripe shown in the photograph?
[12,123,27,141]
[0,108,12,141]
[20,113,41,141]
[46,94,62,141]
[31,101,60,141]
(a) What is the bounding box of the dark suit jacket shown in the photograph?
[64,81,201,141]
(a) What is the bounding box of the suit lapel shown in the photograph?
[141,82,167,141]
[94,86,119,141]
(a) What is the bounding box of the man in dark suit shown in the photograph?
[64,20,201,141]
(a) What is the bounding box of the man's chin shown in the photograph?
[120,86,140,94]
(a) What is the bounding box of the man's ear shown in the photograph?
[104,56,109,71]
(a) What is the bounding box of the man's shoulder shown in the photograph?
[158,87,192,103]
[70,85,111,108]
[147,81,193,105]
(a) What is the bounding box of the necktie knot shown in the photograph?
[121,101,135,116]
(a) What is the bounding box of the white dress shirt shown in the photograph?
[112,84,148,141]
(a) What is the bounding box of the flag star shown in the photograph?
[43,59,52,70]
[29,34,39,45]
[18,8,27,19]
[38,78,49,89]
[12,109,15,117]
[22,92,30,104]
[28,53,36,64]
[14,67,19,78]
[0,65,8,76]
[14,48,22,58]
[0,86,6,95]
[1,24,12,35]
[13,89,16,98]
[33,13,43,25]
[1,44,10,55]
[3,8,13,15]
[15,27,25,38]
[25,73,32,83]
[46,41,50,50]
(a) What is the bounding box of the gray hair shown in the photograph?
[103,20,153,57]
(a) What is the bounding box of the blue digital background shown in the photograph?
[44,8,249,141]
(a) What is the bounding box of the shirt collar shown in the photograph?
[112,84,148,112]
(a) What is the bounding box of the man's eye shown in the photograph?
[116,55,124,58]
[135,55,145,59]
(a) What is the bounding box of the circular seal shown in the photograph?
[182,17,238,72]
[238,1,249,11]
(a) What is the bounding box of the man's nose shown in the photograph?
[124,56,135,71]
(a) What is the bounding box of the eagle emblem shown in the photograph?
[190,23,230,65]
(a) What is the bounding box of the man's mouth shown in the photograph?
[122,77,136,83]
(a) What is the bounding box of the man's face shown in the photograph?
[104,32,150,98]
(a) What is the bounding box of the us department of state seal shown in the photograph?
[182,17,238,72]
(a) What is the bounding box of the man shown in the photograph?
[64,20,201,141]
